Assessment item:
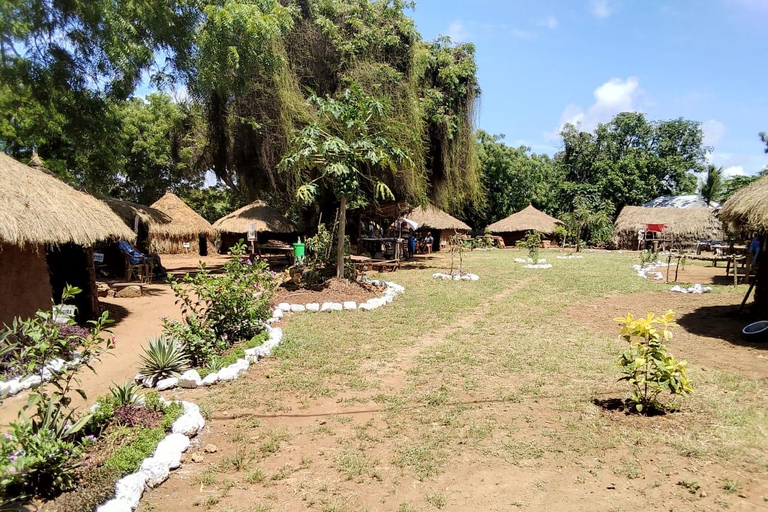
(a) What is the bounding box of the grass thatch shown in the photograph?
[486,204,563,234]
[612,206,723,249]
[719,176,768,234]
[100,195,171,227]
[213,200,296,234]
[0,152,135,247]
[406,205,471,231]
[149,192,215,238]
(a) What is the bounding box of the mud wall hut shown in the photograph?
[213,200,297,252]
[0,153,134,324]
[486,205,563,247]
[406,205,471,251]
[149,192,215,255]
[719,175,768,315]
[612,206,723,250]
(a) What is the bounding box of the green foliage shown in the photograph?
[181,185,242,224]
[109,382,141,407]
[162,315,223,368]
[615,311,693,414]
[169,242,275,343]
[198,332,267,377]
[138,336,190,386]
[49,466,121,512]
[518,231,542,261]
[699,164,724,206]
[0,421,82,498]
[103,427,166,475]
[561,195,615,251]
[721,175,760,201]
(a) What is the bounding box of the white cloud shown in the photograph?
[590,0,612,18]
[511,28,536,40]
[446,20,470,42]
[537,16,559,29]
[548,77,642,138]
[723,165,747,178]
[701,119,725,147]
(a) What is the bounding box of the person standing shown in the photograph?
[425,232,434,254]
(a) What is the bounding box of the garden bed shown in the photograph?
[272,277,382,306]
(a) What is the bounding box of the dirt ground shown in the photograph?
[273,278,383,306]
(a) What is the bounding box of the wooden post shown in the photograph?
[336,195,347,279]
[734,253,738,286]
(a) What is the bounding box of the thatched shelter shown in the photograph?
[720,176,768,315]
[149,192,215,255]
[213,200,297,251]
[612,206,723,250]
[0,152,134,324]
[486,205,564,247]
[406,205,471,251]
[100,196,169,253]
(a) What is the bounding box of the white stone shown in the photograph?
[305,302,320,312]
[536,258,547,264]
[469,274,480,281]
[139,457,170,488]
[142,376,155,388]
[343,301,357,310]
[172,409,205,437]
[277,302,291,312]
[97,499,133,512]
[218,366,240,381]
[178,370,202,389]
[155,377,178,391]
[358,302,374,311]
[20,375,42,390]
[200,373,219,386]
[0,381,9,398]
[272,308,284,319]
[514,258,527,263]
[6,379,23,396]
[114,472,147,509]
[46,358,66,373]
[269,327,283,342]
[289,304,306,313]
[153,433,190,469]
[134,373,145,384]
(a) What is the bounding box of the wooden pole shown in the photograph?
[336,196,347,279]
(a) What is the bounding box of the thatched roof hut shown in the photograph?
[214,200,296,251]
[0,153,135,247]
[719,176,768,234]
[0,152,134,324]
[612,206,723,250]
[407,205,471,232]
[214,200,296,234]
[149,192,215,254]
[486,205,563,246]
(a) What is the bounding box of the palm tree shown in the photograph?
[279,87,412,279]
[700,165,724,206]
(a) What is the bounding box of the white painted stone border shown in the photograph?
[670,283,712,294]
[556,255,583,260]
[432,273,480,281]
[139,279,405,391]
[632,261,676,280]
[0,355,84,400]
[95,398,205,512]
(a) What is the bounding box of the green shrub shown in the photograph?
[518,231,542,261]
[138,335,190,386]
[109,381,140,406]
[168,242,275,345]
[197,332,267,377]
[50,466,121,512]
[615,311,693,413]
[162,315,223,367]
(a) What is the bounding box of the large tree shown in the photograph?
[279,87,412,278]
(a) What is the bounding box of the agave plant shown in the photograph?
[109,381,141,406]
[138,335,190,386]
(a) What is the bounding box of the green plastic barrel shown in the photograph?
[293,242,305,259]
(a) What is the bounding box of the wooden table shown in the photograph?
[255,244,294,263]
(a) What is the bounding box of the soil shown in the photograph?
[565,291,768,380]
[272,278,383,306]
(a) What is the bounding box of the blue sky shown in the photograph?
[409,0,768,177]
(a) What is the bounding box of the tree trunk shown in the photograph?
[336,195,347,279]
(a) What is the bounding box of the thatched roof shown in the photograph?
[100,195,170,228]
[612,206,723,247]
[719,176,768,233]
[150,192,215,238]
[487,205,563,234]
[406,205,471,231]
[213,200,296,234]
[0,152,135,247]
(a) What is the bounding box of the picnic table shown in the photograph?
[255,243,294,263]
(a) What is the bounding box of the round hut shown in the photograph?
[99,196,170,254]
[612,206,723,251]
[719,175,768,315]
[486,205,564,247]
[149,192,215,255]
[406,205,471,252]
[213,200,297,252]
[0,152,135,324]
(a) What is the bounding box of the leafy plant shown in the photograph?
[109,382,140,406]
[638,249,659,266]
[614,311,693,414]
[138,335,190,386]
[162,315,222,367]
[518,231,542,262]
[168,242,275,344]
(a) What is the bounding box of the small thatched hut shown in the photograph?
[100,196,169,254]
[149,192,215,255]
[720,175,768,314]
[486,205,564,247]
[213,200,297,251]
[406,205,471,251]
[612,206,723,250]
[0,152,134,324]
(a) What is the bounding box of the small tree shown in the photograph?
[280,87,412,279]
[699,164,724,206]
[563,196,615,252]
